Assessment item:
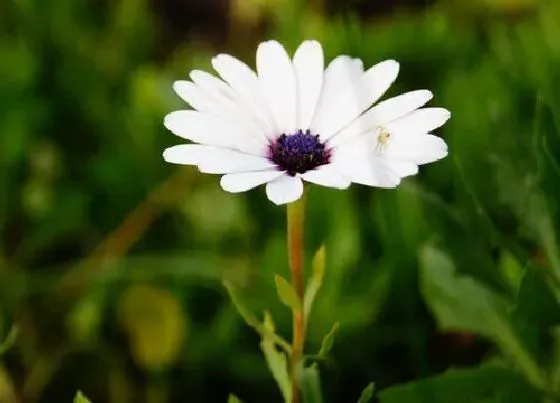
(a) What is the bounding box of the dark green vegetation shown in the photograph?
[1,0,560,402]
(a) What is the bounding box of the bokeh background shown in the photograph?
[2,0,560,401]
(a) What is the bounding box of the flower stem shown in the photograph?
[287,194,306,403]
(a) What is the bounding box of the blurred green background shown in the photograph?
[2,0,560,401]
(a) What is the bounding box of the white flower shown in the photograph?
[163,40,450,205]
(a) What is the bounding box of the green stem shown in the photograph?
[287,194,306,403]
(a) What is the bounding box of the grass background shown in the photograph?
[1,0,560,401]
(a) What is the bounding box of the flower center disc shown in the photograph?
[269,130,330,176]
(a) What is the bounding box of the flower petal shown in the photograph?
[386,107,451,135]
[311,56,363,132]
[220,170,285,193]
[257,40,297,132]
[293,40,324,130]
[211,54,277,133]
[189,70,270,137]
[163,110,265,155]
[300,164,351,189]
[265,175,304,205]
[163,144,205,166]
[329,90,433,147]
[332,135,401,187]
[386,133,448,165]
[163,144,275,174]
[316,60,400,141]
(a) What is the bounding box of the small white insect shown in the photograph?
[375,127,391,154]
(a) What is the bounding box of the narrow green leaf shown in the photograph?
[261,312,291,403]
[357,383,375,403]
[223,281,292,353]
[227,395,243,403]
[275,274,302,312]
[299,364,324,403]
[74,391,91,403]
[0,326,18,356]
[318,322,339,358]
[304,245,326,322]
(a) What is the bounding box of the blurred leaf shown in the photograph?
[318,322,339,358]
[378,366,542,402]
[275,274,302,312]
[261,312,291,403]
[0,326,18,356]
[67,291,103,346]
[357,383,375,403]
[498,251,525,294]
[514,269,560,327]
[304,245,325,323]
[74,391,91,403]
[420,246,509,337]
[118,284,186,370]
[420,246,546,388]
[223,281,291,352]
[299,364,323,403]
[228,395,243,403]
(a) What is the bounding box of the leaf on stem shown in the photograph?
[223,281,292,353]
[227,395,243,403]
[298,364,324,403]
[318,322,340,358]
[357,382,375,403]
[260,312,291,403]
[275,274,302,312]
[304,245,326,322]
[74,391,92,403]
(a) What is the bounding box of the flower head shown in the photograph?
[163,40,450,205]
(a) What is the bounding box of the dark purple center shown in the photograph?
[268,129,331,176]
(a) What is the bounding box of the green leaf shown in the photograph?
[275,274,302,312]
[378,366,542,403]
[0,326,18,356]
[261,312,291,403]
[514,268,560,327]
[227,395,243,403]
[74,391,91,403]
[357,383,375,403]
[223,281,291,353]
[420,246,546,388]
[420,246,509,337]
[304,245,326,323]
[318,322,339,358]
[299,364,323,403]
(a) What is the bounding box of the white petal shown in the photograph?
[343,158,401,188]
[311,56,363,132]
[386,108,451,135]
[189,70,271,137]
[332,135,401,187]
[163,144,205,165]
[257,40,297,132]
[164,110,265,155]
[316,60,400,141]
[300,164,351,189]
[220,170,285,193]
[173,80,214,111]
[293,40,324,130]
[211,54,277,133]
[329,90,433,147]
[265,175,304,205]
[387,160,419,177]
[386,134,448,165]
[163,144,275,173]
